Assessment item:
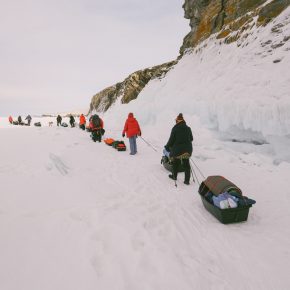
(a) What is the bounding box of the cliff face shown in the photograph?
[180,0,290,52]
[89,0,289,113]
[89,61,176,113]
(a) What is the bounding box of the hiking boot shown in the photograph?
[168,174,176,180]
[184,181,190,185]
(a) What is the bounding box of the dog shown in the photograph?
[48,121,53,127]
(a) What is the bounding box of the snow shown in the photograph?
[1,7,290,290]
[1,115,290,290]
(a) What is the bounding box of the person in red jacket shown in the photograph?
[122,112,141,155]
[90,114,104,142]
[79,114,86,130]
[8,116,13,124]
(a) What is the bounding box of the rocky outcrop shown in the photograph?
[180,0,290,53]
[89,60,176,113]
[89,0,289,113]
[258,0,290,25]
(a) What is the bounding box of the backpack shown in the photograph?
[92,115,101,128]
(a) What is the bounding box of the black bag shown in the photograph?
[92,115,101,127]
[161,156,185,172]
[34,122,41,127]
[61,122,68,127]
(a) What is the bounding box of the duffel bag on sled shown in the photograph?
[198,175,256,224]
[112,141,126,151]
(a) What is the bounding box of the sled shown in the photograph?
[160,156,185,173]
[111,141,126,151]
[104,138,115,145]
[116,143,126,151]
[198,176,252,224]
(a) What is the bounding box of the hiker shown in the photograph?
[25,114,32,126]
[89,114,104,142]
[18,116,22,124]
[56,115,62,126]
[122,112,141,155]
[164,113,193,185]
[79,114,86,130]
[69,115,75,128]
[8,116,13,124]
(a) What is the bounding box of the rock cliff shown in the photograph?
[180,0,290,52]
[89,61,176,113]
[89,0,289,113]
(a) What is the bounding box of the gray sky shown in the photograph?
[0,0,189,115]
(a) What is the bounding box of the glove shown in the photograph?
[138,132,141,137]
[122,133,125,138]
[164,145,169,152]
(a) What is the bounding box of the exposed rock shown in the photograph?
[89,61,177,113]
[258,0,290,25]
[88,0,290,113]
[180,0,290,53]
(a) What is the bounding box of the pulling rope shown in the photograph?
[190,158,206,180]
[190,162,201,186]
[139,136,158,152]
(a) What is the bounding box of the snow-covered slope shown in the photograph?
[103,7,290,163]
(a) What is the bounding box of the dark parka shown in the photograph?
[165,121,193,158]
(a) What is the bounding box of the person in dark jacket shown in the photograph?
[18,116,23,125]
[56,115,62,126]
[165,113,193,185]
[69,115,75,127]
[25,114,32,126]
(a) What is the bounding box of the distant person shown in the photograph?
[122,112,141,155]
[25,114,32,126]
[69,115,75,128]
[56,115,62,126]
[89,114,104,142]
[18,116,23,125]
[79,114,86,130]
[8,116,13,124]
[164,113,193,185]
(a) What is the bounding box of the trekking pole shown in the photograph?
[140,136,158,152]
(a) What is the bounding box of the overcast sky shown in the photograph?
[0,0,189,115]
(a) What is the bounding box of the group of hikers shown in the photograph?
[75,112,193,185]
[9,111,193,185]
[9,115,32,126]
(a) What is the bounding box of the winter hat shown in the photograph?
[176,113,184,122]
[128,112,134,118]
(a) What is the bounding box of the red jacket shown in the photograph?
[89,118,104,130]
[122,113,141,138]
[79,114,86,125]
